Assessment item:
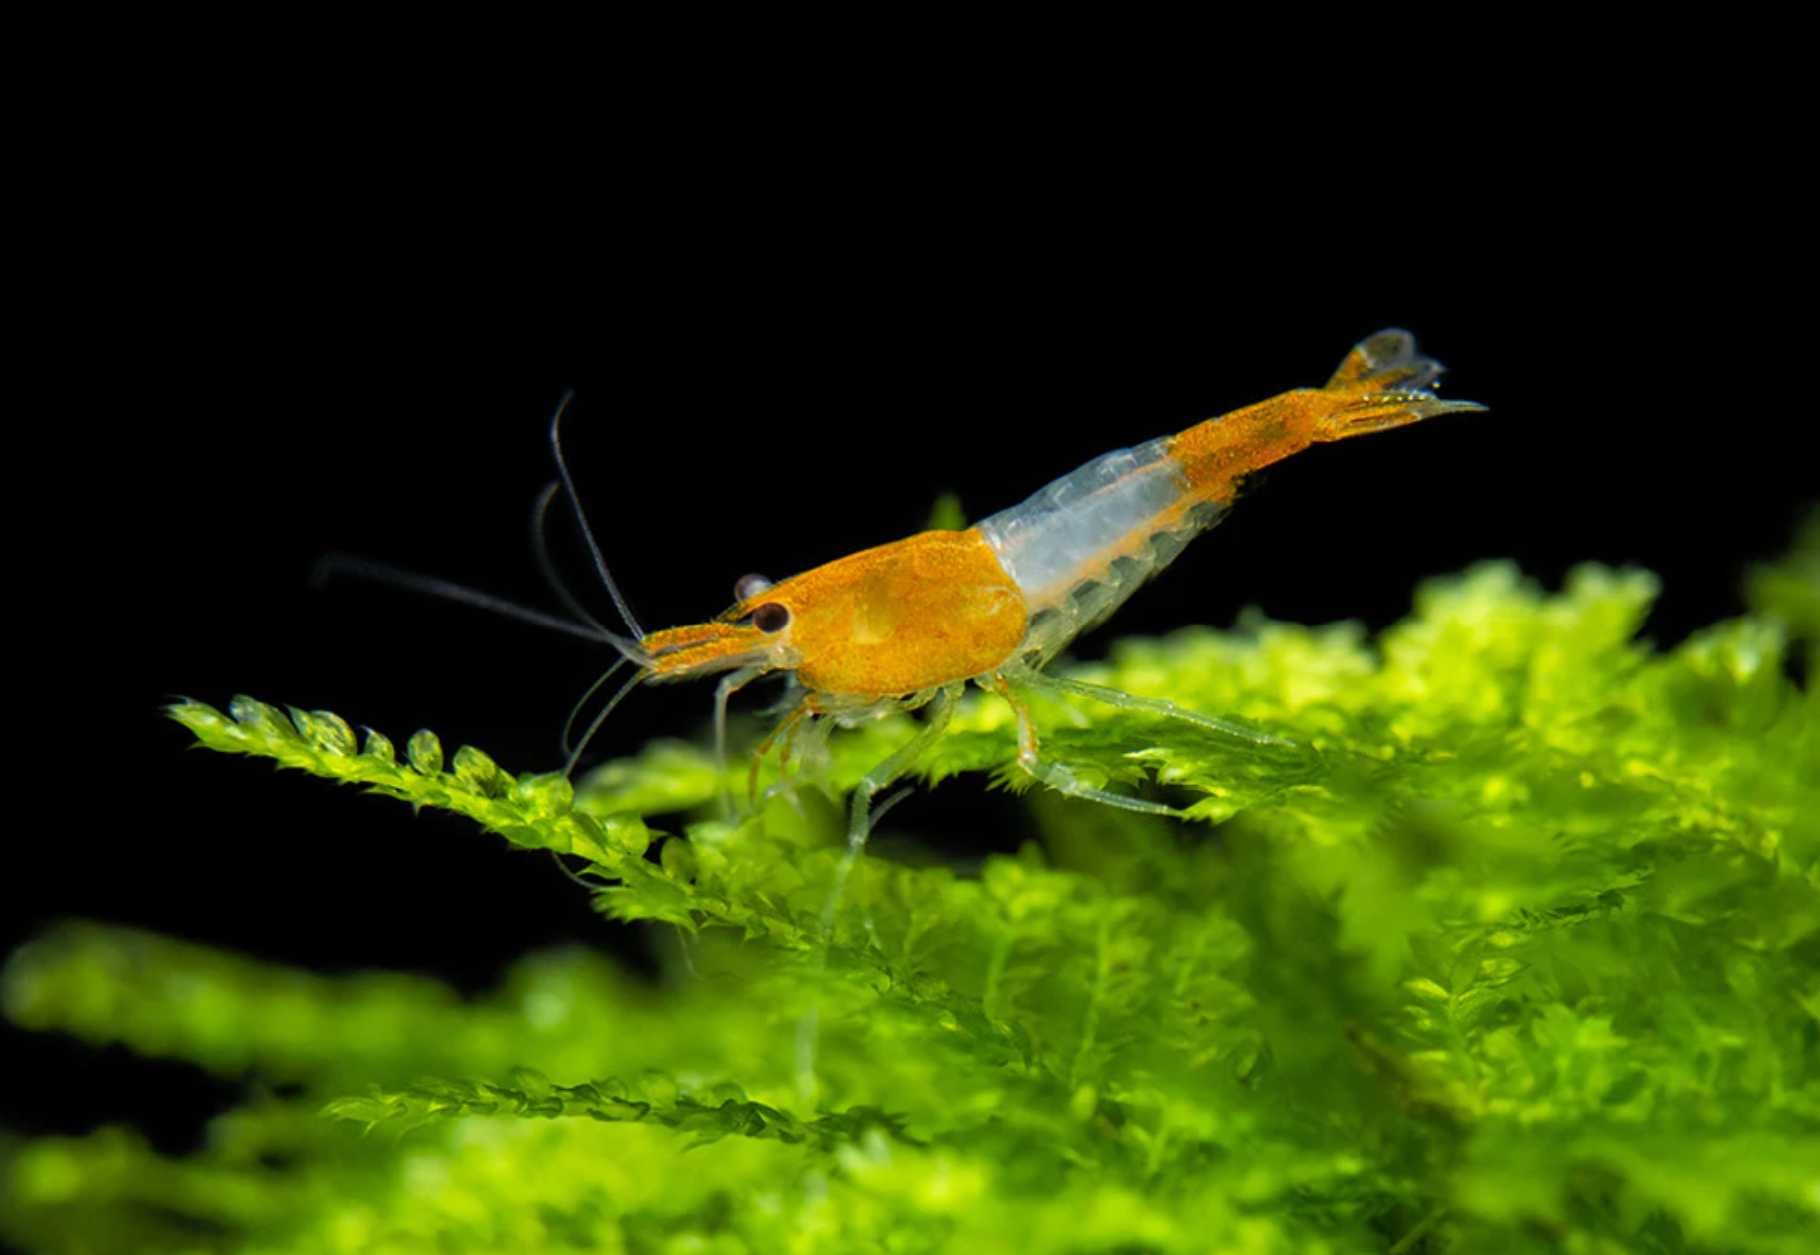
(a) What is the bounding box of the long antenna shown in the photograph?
[550,391,646,640]
[561,656,630,759]
[564,667,647,777]
[313,554,648,666]
[530,480,611,634]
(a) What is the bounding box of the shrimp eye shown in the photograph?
[734,572,773,601]
[751,602,790,633]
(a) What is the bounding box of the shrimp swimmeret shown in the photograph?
[331,329,1483,873]
[629,329,1483,849]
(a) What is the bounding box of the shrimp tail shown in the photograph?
[1310,328,1486,441]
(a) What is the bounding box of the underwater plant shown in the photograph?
[3,518,1816,1253]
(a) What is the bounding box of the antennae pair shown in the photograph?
[315,390,654,770]
[550,390,645,641]
[564,666,647,778]
[310,553,643,661]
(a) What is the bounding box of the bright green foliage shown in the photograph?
[6,542,1820,1253]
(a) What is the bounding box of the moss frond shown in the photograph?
[8,550,1820,1253]
[323,1072,915,1151]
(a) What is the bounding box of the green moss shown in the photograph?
[6,538,1819,1253]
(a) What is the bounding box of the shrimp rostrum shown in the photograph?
[623,329,1483,863]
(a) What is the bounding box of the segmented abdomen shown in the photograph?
[977,437,1224,662]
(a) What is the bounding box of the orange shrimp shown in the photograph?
[328,330,1482,875]
[630,329,1482,852]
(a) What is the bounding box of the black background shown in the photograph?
[8,166,1811,1161]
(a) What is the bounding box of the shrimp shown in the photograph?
[327,329,1482,888]
[635,328,1482,860]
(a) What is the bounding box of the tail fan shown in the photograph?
[1312,328,1485,440]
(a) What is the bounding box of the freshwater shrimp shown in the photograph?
[331,329,1481,875]
[629,328,1482,854]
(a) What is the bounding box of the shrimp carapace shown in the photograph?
[643,529,1028,696]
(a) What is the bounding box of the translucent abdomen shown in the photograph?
[977,437,1225,663]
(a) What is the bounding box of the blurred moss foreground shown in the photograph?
[6,519,1818,1253]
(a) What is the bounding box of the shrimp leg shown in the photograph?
[822,686,959,929]
[712,664,771,816]
[992,675,1185,818]
[1010,665,1297,749]
[746,698,810,807]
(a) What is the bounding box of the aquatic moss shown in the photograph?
[4,533,1818,1253]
